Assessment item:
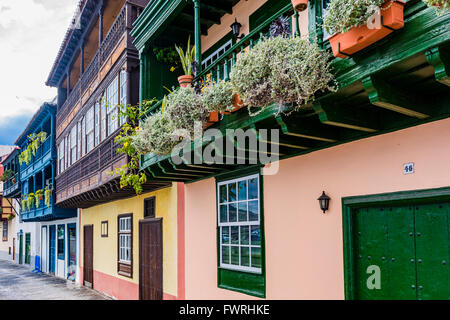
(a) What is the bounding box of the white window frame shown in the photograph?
[217,174,262,274]
[70,126,77,165]
[106,77,119,136]
[119,70,127,127]
[86,106,94,153]
[95,102,100,147]
[118,216,132,263]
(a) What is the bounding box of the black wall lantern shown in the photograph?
[231,18,245,39]
[318,191,330,213]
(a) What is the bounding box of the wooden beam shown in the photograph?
[426,46,450,87]
[200,1,233,15]
[275,115,338,143]
[362,75,430,119]
[313,101,379,133]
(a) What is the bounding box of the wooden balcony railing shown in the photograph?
[20,137,52,172]
[57,2,142,124]
[55,130,124,197]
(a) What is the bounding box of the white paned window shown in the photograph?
[77,120,82,160]
[86,106,94,153]
[70,126,77,165]
[81,116,86,157]
[119,70,127,126]
[58,142,64,174]
[106,77,118,136]
[118,216,132,263]
[95,102,100,146]
[101,97,107,141]
[64,136,69,169]
[217,174,262,274]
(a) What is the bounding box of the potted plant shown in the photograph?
[22,196,28,212]
[44,186,52,208]
[27,193,35,211]
[38,131,47,143]
[175,36,196,88]
[230,36,335,116]
[324,0,406,59]
[0,169,13,182]
[35,189,43,207]
[423,0,449,15]
[132,96,179,156]
[166,86,208,135]
[291,0,308,12]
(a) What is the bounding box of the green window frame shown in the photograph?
[216,169,266,298]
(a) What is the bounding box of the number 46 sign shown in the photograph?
[403,162,414,175]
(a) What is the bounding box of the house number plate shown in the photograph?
[403,162,415,175]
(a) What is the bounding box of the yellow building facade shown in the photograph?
[79,183,184,300]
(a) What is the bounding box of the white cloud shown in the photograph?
[0,0,79,119]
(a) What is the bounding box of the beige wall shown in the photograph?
[201,0,309,54]
[184,118,450,299]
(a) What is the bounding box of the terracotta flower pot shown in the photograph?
[220,94,246,115]
[178,75,194,88]
[291,0,308,12]
[204,111,220,129]
[328,0,406,59]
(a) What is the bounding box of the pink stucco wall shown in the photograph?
[184,118,450,299]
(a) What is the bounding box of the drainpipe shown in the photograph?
[193,0,202,73]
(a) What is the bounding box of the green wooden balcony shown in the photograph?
[135,0,450,183]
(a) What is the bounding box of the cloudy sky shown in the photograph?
[0,0,79,145]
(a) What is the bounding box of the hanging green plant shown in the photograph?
[35,189,43,208]
[110,99,157,195]
[153,46,181,72]
[27,193,35,211]
[0,169,14,182]
[132,96,179,156]
[166,86,208,135]
[423,0,450,15]
[201,80,236,113]
[230,36,336,116]
[322,0,388,35]
[44,186,52,207]
[22,197,28,212]
[38,131,47,143]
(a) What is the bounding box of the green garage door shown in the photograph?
[353,203,449,300]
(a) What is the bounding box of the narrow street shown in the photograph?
[0,260,109,300]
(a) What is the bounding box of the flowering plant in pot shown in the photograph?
[423,0,449,15]
[0,169,13,182]
[35,189,43,207]
[132,96,179,156]
[175,36,196,88]
[44,186,52,207]
[201,78,243,126]
[27,193,35,211]
[323,0,406,59]
[230,36,336,116]
[166,86,208,135]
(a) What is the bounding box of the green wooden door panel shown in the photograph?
[414,203,450,300]
[354,207,389,299]
[25,233,31,265]
[18,234,23,265]
[385,205,417,299]
[354,206,417,299]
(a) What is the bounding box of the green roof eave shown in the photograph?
[131,0,188,52]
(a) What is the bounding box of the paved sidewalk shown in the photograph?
[0,260,110,300]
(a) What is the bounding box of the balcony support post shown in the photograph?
[294,11,301,37]
[193,0,202,73]
[139,48,144,103]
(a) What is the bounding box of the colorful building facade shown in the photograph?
[14,103,78,277]
[132,0,450,300]
[45,0,185,300]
